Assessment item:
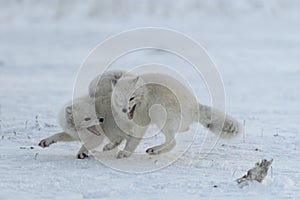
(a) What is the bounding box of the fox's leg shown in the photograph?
[103,136,123,151]
[77,145,89,159]
[117,137,141,159]
[77,132,104,159]
[146,120,178,155]
[117,126,147,158]
[145,131,176,155]
[39,132,75,148]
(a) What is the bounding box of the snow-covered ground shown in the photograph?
[0,1,300,199]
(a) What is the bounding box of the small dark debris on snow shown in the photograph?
[236,159,273,187]
[273,133,285,139]
[213,185,218,188]
[35,115,41,131]
[44,122,56,128]
[7,136,17,141]
[20,146,35,150]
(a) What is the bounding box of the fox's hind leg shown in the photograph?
[39,132,75,148]
[146,119,177,155]
[145,131,176,155]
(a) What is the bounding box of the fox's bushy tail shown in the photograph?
[197,103,243,138]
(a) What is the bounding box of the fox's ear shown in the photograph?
[65,106,72,115]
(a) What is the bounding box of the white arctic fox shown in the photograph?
[39,95,104,159]
[110,72,243,156]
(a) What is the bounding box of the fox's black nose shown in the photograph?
[122,108,127,113]
[98,117,104,123]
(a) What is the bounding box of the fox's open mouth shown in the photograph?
[87,125,101,136]
[127,104,136,120]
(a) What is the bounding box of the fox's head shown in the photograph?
[111,75,147,120]
[65,101,104,136]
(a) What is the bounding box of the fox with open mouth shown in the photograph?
[38,95,104,159]
[110,72,243,157]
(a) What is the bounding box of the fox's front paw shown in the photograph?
[38,139,55,148]
[77,152,89,159]
[117,150,131,159]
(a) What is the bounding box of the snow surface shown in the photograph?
[0,1,300,199]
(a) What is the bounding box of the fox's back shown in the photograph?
[140,73,198,128]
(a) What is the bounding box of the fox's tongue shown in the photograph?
[127,105,136,120]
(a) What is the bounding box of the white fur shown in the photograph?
[89,70,142,158]
[39,70,130,158]
[111,72,243,155]
[39,95,104,159]
[94,94,144,158]
[89,70,127,98]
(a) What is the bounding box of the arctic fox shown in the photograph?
[38,95,104,159]
[111,72,243,155]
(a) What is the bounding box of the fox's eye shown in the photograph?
[129,97,135,101]
[84,117,91,121]
[98,117,104,123]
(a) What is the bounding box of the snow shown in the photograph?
[0,0,300,199]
